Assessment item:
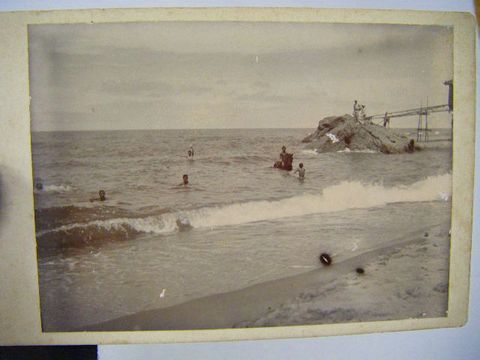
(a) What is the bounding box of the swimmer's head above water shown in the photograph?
[182,174,189,185]
[99,190,106,201]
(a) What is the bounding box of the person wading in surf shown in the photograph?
[280,146,288,167]
[187,144,194,159]
[294,162,305,180]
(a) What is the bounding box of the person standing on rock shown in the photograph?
[383,112,390,127]
[353,100,362,122]
[360,105,367,123]
[406,139,415,153]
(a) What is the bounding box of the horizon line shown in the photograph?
[31,126,452,133]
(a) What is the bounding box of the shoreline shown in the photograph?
[79,224,449,332]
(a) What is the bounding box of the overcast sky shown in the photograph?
[29,22,453,131]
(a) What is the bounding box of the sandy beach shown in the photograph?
[83,222,449,331]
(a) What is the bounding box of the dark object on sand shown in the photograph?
[319,253,332,266]
[35,182,43,191]
[424,232,429,237]
[274,153,293,171]
[356,267,365,274]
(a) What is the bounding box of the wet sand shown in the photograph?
[82,225,449,332]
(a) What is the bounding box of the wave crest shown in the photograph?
[37,174,451,249]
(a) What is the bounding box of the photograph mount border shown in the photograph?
[0,7,475,345]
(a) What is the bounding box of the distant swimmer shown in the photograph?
[172,174,205,190]
[187,144,194,159]
[90,189,106,202]
[294,162,305,180]
[180,174,189,186]
[35,182,43,191]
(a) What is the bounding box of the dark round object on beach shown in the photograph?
[319,253,332,266]
[424,232,429,237]
[356,267,365,274]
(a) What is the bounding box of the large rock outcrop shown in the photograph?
[302,114,416,154]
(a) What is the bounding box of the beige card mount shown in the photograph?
[0,7,475,345]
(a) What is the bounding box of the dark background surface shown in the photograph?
[0,346,97,360]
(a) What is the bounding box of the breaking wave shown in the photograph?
[37,174,451,249]
[181,173,451,228]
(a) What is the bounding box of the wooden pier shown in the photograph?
[367,104,450,142]
[364,80,453,142]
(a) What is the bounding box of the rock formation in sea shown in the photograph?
[302,114,417,154]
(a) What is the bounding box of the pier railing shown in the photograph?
[366,104,451,142]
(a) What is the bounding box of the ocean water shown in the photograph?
[31,128,452,330]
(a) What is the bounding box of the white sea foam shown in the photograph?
[39,173,451,238]
[39,184,72,193]
[186,173,451,229]
[326,133,339,143]
[337,148,377,154]
[37,214,178,237]
[301,149,319,156]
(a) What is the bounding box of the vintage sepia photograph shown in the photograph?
[28,21,454,332]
